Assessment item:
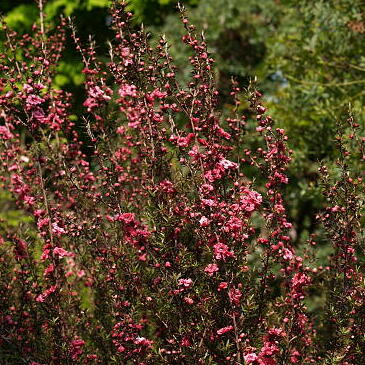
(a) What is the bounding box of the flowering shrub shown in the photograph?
[0,1,364,364]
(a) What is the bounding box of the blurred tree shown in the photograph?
[264,0,365,244]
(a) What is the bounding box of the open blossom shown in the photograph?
[244,353,258,364]
[120,47,134,66]
[71,338,86,360]
[52,222,66,235]
[282,247,294,260]
[26,94,45,105]
[23,195,36,206]
[53,247,74,258]
[183,296,194,304]
[204,263,219,276]
[240,187,262,212]
[218,158,238,170]
[116,212,136,224]
[89,85,111,101]
[223,216,243,233]
[216,325,234,335]
[199,216,210,227]
[228,287,242,306]
[43,264,55,277]
[35,285,57,302]
[213,242,235,260]
[178,278,193,288]
[290,273,311,299]
[218,282,228,291]
[37,217,50,229]
[158,180,175,194]
[32,107,45,123]
[118,83,137,98]
[201,198,217,207]
[0,125,14,140]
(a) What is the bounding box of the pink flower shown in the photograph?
[26,94,45,105]
[183,296,194,304]
[32,107,45,122]
[201,198,217,207]
[52,222,66,235]
[217,325,234,335]
[228,287,242,306]
[0,125,14,140]
[89,85,111,101]
[181,337,191,347]
[240,188,262,212]
[158,180,175,194]
[116,212,135,224]
[43,264,55,277]
[71,338,86,360]
[223,216,243,233]
[23,195,36,206]
[282,248,294,260]
[134,336,153,347]
[23,83,33,93]
[244,353,258,364]
[199,216,210,227]
[204,263,219,276]
[37,217,50,229]
[53,247,74,258]
[218,158,238,170]
[178,278,193,288]
[218,282,228,291]
[118,83,137,98]
[213,242,234,260]
[35,285,57,302]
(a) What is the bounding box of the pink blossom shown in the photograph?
[183,296,194,304]
[118,83,137,98]
[134,336,153,347]
[228,287,242,306]
[53,247,74,258]
[218,158,238,170]
[199,216,210,227]
[244,353,258,364]
[158,180,175,194]
[23,83,34,93]
[213,242,234,260]
[32,107,45,123]
[71,338,86,360]
[204,263,219,276]
[240,188,262,212]
[37,217,50,229]
[23,195,36,206]
[223,216,243,233]
[52,222,66,235]
[218,282,228,291]
[26,94,45,105]
[43,264,55,277]
[282,248,294,260]
[0,125,14,140]
[116,212,135,224]
[178,278,193,288]
[35,285,57,302]
[216,325,234,335]
[89,85,111,101]
[201,198,217,207]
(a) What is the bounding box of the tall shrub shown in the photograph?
[0,1,364,364]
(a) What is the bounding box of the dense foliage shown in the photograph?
[0,1,364,364]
